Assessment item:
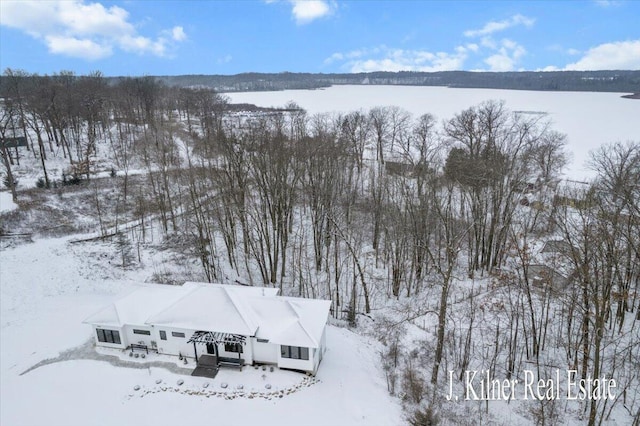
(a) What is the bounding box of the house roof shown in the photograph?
[84,282,330,348]
[248,296,331,348]
[82,284,193,327]
[145,285,262,336]
[540,240,572,255]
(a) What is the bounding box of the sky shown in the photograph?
[1,0,639,76]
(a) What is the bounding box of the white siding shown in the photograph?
[124,325,154,349]
[319,327,326,359]
[313,345,321,374]
[253,339,278,364]
[154,326,197,358]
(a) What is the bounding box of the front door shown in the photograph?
[206,342,216,355]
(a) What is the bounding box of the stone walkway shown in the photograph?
[20,339,192,376]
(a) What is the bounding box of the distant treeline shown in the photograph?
[2,69,638,94]
[148,70,640,93]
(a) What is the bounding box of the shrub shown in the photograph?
[402,363,426,404]
[36,177,46,188]
[3,175,18,189]
[408,407,439,426]
[62,173,82,186]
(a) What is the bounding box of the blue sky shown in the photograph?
[1,0,639,76]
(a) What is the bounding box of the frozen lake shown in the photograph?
[228,85,639,181]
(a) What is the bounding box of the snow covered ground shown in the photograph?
[228,85,640,181]
[0,191,17,214]
[0,236,403,426]
[2,85,637,425]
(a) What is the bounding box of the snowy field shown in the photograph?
[228,85,640,181]
[0,191,17,214]
[0,236,403,426]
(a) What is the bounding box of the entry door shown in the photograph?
[206,342,216,355]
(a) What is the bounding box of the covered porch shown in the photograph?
[188,331,247,378]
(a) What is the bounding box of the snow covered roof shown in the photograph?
[82,284,193,327]
[84,282,330,348]
[249,297,331,348]
[146,285,261,336]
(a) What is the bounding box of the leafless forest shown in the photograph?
[1,70,639,425]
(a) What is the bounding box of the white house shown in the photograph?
[83,282,331,375]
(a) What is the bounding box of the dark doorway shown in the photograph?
[206,342,216,355]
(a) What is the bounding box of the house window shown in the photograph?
[280,345,309,360]
[133,329,151,335]
[300,347,309,360]
[96,328,121,344]
[225,342,243,353]
[171,332,185,338]
[256,338,269,343]
[159,330,167,340]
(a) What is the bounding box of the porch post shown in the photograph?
[193,341,198,363]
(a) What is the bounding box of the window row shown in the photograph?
[98,328,187,342]
[98,329,310,362]
[96,328,121,344]
[160,331,186,338]
[224,342,243,353]
[134,329,185,340]
[280,345,309,360]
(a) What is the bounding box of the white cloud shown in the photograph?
[484,53,517,72]
[464,14,535,38]
[45,35,112,60]
[119,34,167,57]
[291,0,332,24]
[594,0,622,7]
[466,43,479,53]
[172,26,187,42]
[328,45,469,72]
[0,0,185,60]
[483,39,527,71]
[464,17,530,71]
[217,54,233,64]
[324,47,371,65]
[324,52,344,64]
[548,44,582,56]
[564,40,640,70]
[265,0,334,24]
[324,13,535,72]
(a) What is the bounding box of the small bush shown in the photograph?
[402,364,426,404]
[61,173,82,186]
[69,173,82,185]
[3,175,18,189]
[36,177,46,189]
[408,407,439,426]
